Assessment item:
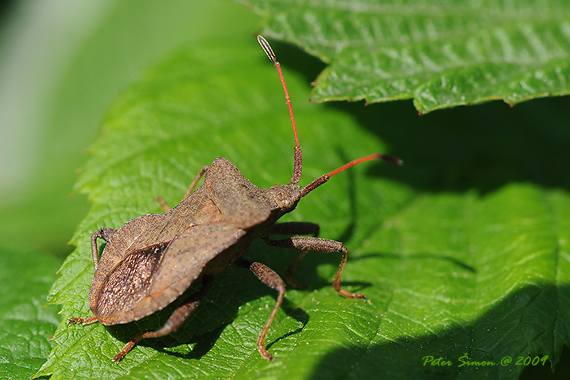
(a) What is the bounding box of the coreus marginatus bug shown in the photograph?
[69,35,402,362]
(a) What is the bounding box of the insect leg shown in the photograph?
[69,228,116,325]
[91,227,117,271]
[263,237,365,300]
[156,165,209,212]
[182,165,209,199]
[112,275,215,363]
[235,259,285,362]
[68,315,98,325]
[269,222,320,289]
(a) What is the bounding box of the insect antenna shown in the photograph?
[257,35,402,197]
[257,35,303,185]
[301,154,403,198]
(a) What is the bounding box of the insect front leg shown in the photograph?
[112,275,215,363]
[263,236,365,300]
[235,258,285,362]
[269,222,320,289]
[156,165,209,212]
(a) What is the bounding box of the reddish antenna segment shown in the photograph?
[257,35,303,185]
[301,154,403,198]
[257,35,403,195]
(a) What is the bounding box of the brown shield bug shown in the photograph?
[68,35,403,362]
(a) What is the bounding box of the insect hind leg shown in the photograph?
[91,228,117,271]
[68,315,98,325]
[112,275,214,363]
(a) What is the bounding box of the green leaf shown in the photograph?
[37,34,570,379]
[0,248,62,379]
[237,0,570,113]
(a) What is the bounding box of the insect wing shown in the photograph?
[92,224,246,325]
[90,240,169,324]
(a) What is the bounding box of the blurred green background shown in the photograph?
[0,0,259,255]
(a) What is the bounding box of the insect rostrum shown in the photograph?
[69,35,403,362]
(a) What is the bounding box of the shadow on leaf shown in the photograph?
[308,284,570,380]
[332,95,570,196]
[106,263,309,360]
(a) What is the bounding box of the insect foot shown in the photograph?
[69,35,402,363]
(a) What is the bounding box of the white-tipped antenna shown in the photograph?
[257,35,302,185]
[257,35,403,193]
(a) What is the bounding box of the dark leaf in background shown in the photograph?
[238,0,570,113]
